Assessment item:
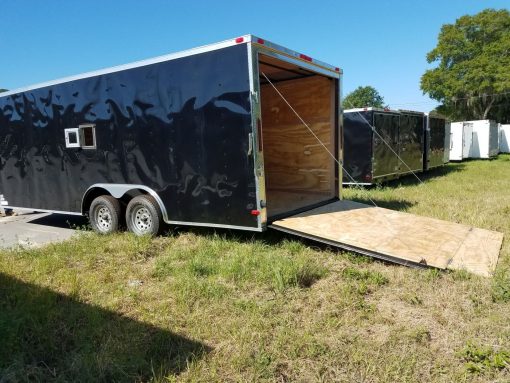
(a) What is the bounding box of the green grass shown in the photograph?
[0,155,509,382]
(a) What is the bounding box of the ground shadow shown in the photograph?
[26,213,88,229]
[0,273,210,382]
[384,162,466,187]
[343,196,415,212]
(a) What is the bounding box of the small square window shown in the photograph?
[79,124,96,149]
[65,128,80,148]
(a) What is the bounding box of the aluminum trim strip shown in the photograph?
[247,42,265,230]
[82,183,170,221]
[251,34,340,74]
[257,47,340,79]
[165,220,263,232]
[1,206,83,216]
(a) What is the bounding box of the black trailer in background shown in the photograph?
[342,108,401,184]
[398,110,424,175]
[424,113,449,170]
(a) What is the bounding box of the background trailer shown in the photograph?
[499,124,510,153]
[342,108,401,184]
[397,110,425,175]
[449,122,473,161]
[466,120,499,159]
[424,113,449,170]
[0,35,341,235]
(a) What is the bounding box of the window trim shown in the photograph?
[79,123,97,149]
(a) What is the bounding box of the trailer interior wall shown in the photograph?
[500,124,510,153]
[258,54,337,218]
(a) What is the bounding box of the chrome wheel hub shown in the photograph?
[97,207,112,231]
[134,207,152,232]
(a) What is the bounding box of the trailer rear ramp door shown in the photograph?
[270,200,503,277]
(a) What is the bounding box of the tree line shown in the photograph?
[344,8,510,123]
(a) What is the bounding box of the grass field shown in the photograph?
[0,155,509,382]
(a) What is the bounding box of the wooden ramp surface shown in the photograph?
[270,200,503,277]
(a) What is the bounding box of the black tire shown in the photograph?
[89,195,122,234]
[126,195,162,236]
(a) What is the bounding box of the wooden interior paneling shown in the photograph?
[260,74,336,217]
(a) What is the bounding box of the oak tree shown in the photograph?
[421,9,510,121]
[343,86,385,109]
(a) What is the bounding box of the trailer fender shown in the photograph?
[81,184,168,222]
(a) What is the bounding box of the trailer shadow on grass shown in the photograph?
[387,162,467,187]
[0,273,210,382]
[343,197,415,212]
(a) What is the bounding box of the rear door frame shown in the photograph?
[246,37,342,229]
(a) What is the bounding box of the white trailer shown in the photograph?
[499,124,510,153]
[466,120,499,159]
[449,122,473,161]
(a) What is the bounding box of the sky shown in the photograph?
[0,0,508,111]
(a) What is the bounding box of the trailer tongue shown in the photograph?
[270,200,503,277]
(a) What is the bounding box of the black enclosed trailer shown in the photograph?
[424,113,449,170]
[0,38,503,277]
[398,110,424,175]
[342,108,401,184]
[0,35,342,234]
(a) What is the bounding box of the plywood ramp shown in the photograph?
[270,200,503,277]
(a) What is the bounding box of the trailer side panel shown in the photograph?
[373,112,400,181]
[342,111,373,183]
[427,116,447,169]
[399,112,424,174]
[0,44,258,228]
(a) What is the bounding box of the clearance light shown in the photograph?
[299,54,313,62]
[235,37,244,43]
[335,67,340,72]
[251,210,261,216]
[257,38,265,44]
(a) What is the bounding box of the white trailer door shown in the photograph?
[500,124,510,153]
[463,123,474,158]
[449,122,464,161]
[489,121,499,157]
[472,121,488,158]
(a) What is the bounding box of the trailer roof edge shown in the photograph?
[0,34,340,98]
[344,107,400,114]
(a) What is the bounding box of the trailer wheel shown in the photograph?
[89,195,122,234]
[126,195,162,236]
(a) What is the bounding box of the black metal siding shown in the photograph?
[0,44,258,228]
[342,111,374,183]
